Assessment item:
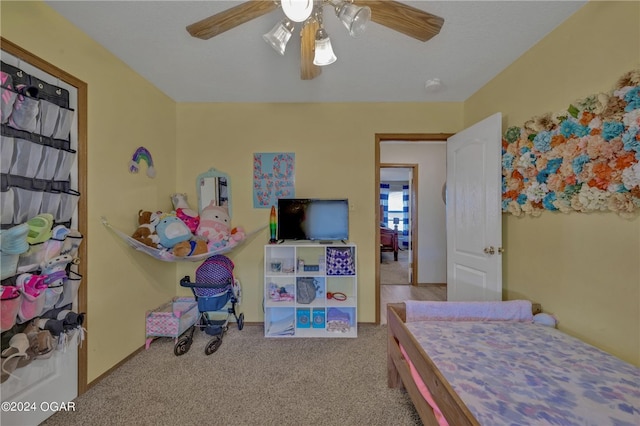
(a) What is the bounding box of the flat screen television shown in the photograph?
[277,198,349,242]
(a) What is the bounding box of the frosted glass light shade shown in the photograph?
[336,2,371,37]
[263,20,294,55]
[281,0,314,23]
[313,29,337,66]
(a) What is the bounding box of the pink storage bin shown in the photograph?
[145,297,198,349]
[1,287,22,332]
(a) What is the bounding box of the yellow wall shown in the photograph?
[174,103,463,322]
[1,1,179,381]
[465,1,640,365]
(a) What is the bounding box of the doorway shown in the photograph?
[379,165,416,286]
[375,133,453,324]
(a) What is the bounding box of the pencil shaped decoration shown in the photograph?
[269,205,277,243]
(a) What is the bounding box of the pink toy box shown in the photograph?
[145,297,198,350]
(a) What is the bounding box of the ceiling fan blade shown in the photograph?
[186,0,279,40]
[355,0,444,42]
[300,20,321,81]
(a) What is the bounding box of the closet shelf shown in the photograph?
[101,217,266,262]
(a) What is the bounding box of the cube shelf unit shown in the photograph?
[264,243,357,338]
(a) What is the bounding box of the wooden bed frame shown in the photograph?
[387,302,543,425]
[387,302,478,425]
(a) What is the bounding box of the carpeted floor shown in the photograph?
[42,324,421,426]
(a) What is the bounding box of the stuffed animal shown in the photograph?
[171,193,200,233]
[230,226,245,243]
[155,215,192,249]
[172,239,208,257]
[170,193,190,210]
[176,208,199,234]
[131,210,161,248]
[196,203,232,246]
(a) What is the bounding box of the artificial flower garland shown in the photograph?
[502,70,640,218]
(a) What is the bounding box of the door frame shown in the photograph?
[2,37,89,394]
[375,133,454,324]
[379,163,418,285]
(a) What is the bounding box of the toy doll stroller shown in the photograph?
[177,254,244,356]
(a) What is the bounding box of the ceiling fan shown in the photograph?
[186,0,444,80]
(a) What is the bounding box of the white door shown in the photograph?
[1,52,80,426]
[446,113,503,301]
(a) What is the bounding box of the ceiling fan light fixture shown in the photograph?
[263,19,295,55]
[313,28,337,66]
[335,2,371,37]
[281,0,315,23]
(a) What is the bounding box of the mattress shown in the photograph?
[404,320,640,426]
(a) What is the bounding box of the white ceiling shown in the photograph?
[45,0,587,103]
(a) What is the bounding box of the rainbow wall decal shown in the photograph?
[129,146,156,178]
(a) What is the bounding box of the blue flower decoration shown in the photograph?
[546,158,563,174]
[572,154,590,174]
[602,121,625,141]
[624,87,640,112]
[560,120,576,138]
[543,192,558,211]
[575,123,589,137]
[533,131,552,152]
[622,127,640,153]
[502,199,510,211]
[560,119,589,138]
[502,153,515,171]
[536,170,549,184]
[517,194,527,205]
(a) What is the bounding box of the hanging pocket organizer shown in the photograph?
[1,60,78,231]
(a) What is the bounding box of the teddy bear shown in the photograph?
[172,239,208,257]
[131,210,161,248]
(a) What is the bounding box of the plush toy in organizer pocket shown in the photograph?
[155,215,192,249]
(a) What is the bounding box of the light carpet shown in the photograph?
[42,324,421,426]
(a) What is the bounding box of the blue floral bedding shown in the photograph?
[404,321,640,426]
